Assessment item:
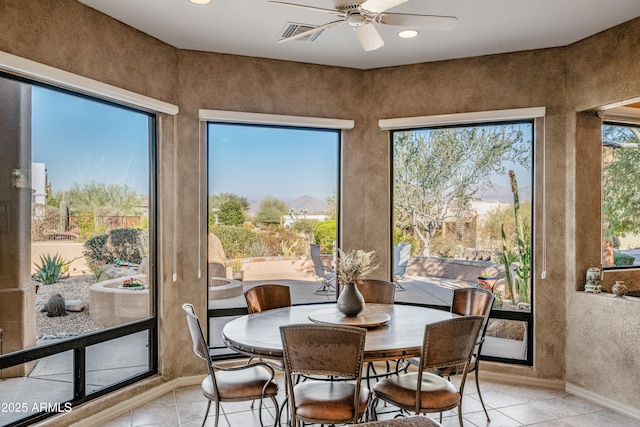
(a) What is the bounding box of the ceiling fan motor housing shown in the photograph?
[334,0,365,12]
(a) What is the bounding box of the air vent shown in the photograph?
[279,22,324,42]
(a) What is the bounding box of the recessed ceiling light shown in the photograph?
[398,29,419,39]
[190,0,211,4]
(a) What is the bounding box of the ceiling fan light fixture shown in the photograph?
[189,0,211,4]
[398,29,419,38]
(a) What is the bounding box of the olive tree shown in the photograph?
[394,126,530,256]
[602,124,640,240]
[255,197,289,225]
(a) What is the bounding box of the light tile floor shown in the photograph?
[97,369,640,427]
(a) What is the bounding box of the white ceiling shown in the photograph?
[77,0,640,70]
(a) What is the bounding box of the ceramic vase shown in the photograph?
[337,282,365,317]
[612,280,627,297]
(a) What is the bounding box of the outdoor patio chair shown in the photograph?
[393,242,411,291]
[310,243,336,295]
[280,323,370,426]
[407,287,494,421]
[371,316,484,427]
[182,303,279,427]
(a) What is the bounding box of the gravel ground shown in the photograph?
[35,267,135,341]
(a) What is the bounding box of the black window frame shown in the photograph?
[389,119,535,366]
[0,71,159,427]
[205,121,342,359]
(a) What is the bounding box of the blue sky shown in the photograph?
[207,123,339,201]
[30,85,528,204]
[31,87,150,195]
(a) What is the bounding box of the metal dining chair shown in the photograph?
[371,316,485,427]
[354,279,396,304]
[347,279,399,388]
[280,323,370,426]
[182,303,280,427]
[244,284,292,314]
[407,287,495,421]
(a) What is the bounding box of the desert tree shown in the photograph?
[393,125,531,256]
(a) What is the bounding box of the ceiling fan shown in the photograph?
[270,0,457,52]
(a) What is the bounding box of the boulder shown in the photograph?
[139,257,150,275]
[65,299,85,312]
[208,233,227,264]
[208,233,228,279]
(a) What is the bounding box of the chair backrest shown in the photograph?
[244,284,292,314]
[450,287,494,335]
[355,279,395,304]
[182,303,216,379]
[394,242,411,276]
[310,243,328,277]
[280,324,366,379]
[417,315,484,373]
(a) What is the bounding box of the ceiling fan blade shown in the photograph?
[360,0,410,13]
[270,1,343,15]
[376,13,457,30]
[278,20,345,43]
[353,23,384,51]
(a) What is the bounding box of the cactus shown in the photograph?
[501,224,515,302]
[46,293,67,317]
[508,170,531,304]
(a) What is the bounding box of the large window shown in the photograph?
[206,122,339,356]
[392,120,534,364]
[0,74,156,426]
[602,122,640,269]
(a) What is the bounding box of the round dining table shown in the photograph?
[222,303,457,362]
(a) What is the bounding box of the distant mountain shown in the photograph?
[477,183,532,203]
[287,195,328,213]
[248,195,327,214]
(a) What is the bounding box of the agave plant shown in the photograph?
[32,253,72,285]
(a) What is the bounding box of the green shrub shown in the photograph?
[103,228,149,264]
[249,239,271,257]
[393,228,421,255]
[84,233,109,262]
[290,218,318,242]
[218,200,246,226]
[613,252,635,266]
[260,225,307,256]
[32,253,71,285]
[211,225,261,258]
[314,220,336,254]
[76,213,97,240]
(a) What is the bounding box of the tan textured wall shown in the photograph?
[565,18,640,410]
[366,50,571,381]
[1,0,639,416]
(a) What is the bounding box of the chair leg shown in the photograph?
[257,395,266,427]
[213,400,221,427]
[370,396,379,421]
[270,396,280,427]
[457,402,464,427]
[474,370,491,421]
[201,400,212,427]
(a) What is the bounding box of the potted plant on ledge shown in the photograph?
[477,267,498,292]
[230,259,244,281]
